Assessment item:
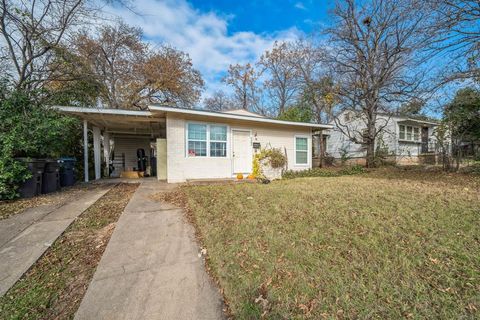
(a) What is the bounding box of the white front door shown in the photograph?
[232,130,252,174]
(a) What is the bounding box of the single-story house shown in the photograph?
[57,105,332,183]
[325,110,442,165]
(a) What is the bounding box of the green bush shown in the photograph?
[338,164,366,175]
[283,165,365,179]
[0,85,81,199]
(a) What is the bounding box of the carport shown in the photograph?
[56,106,166,181]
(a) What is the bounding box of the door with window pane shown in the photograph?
[232,130,252,174]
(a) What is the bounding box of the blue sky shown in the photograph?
[105,0,335,100]
[188,0,333,34]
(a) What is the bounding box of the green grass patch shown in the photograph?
[166,170,480,319]
[0,183,138,320]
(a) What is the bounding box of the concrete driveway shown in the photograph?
[74,180,225,320]
[0,185,112,296]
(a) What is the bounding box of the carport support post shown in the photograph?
[103,131,110,177]
[83,120,89,182]
[93,126,101,180]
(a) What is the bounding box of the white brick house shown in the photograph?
[57,105,332,183]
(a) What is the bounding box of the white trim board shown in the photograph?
[149,105,333,129]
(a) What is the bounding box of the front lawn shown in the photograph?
[162,169,480,319]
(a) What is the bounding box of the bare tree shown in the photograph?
[258,41,301,115]
[0,0,90,89]
[222,63,261,111]
[203,90,236,111]
[425,0,480,82]
[327,0,431,167]
[288,40,335,123]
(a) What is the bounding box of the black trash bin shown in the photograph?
[58,157,76,187]
[137,149,147,172]
[42,159,60,194]
[150,156,157,177]
[17,158,45,198]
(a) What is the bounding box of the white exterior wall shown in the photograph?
[166,114,312,183]
[113,136,151,171]
[326,112,437,160]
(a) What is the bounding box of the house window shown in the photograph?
[413,127,420,141]
[210,125,227,157]
[399,125,405,140]
[187,123,228,157]
[399,125,420,142]
[187,124,207,156]
[295,136,308,165]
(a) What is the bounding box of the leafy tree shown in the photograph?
[444,87,480,170]
[0,84,81,199]
[277,104,313,123]
[54,22,204,109]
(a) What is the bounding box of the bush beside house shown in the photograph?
[0,86,81,199]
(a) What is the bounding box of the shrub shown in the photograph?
[0,85,81,199]
[283,165,365,179]
[260,148,287,168]
[251,148,287,178]
[282,168,340,179]
[338,164,366,175]
[339,146,351,165]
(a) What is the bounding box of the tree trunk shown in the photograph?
[366,141,375,168]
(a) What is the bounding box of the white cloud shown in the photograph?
[294,2,307,10]
[103,0,302,101]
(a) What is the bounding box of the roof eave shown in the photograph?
[148,105,333,129]
[53,106,153,117]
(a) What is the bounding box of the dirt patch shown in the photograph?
[0,183,138,320]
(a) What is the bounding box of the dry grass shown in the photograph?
[0,184,105,221]
[0,183,138,320]
[161,168,480,319]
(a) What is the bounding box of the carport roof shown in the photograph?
[54,106,164,136]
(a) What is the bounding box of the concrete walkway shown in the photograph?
[0,185,112,296]
[74,180,225,320]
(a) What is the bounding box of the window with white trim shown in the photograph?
[187,123,228,157]
[399,125,420,142]
[295,136,308,165]
[209,125,227,157]
[187,123,207,156]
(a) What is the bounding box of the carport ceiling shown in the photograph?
[55,106,165,136]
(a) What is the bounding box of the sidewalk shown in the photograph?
[0,185,112,296]
[74,180,225,320]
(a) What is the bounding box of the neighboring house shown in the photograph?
[57,105,332,183]
[325,110,441,165]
